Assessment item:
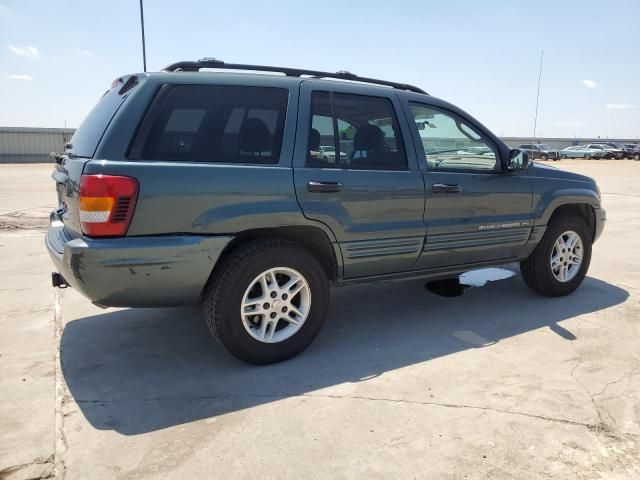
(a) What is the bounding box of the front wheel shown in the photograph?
[204,239,329,364]
[584,154,591,159]
[520,215,592,296]
[540,154,548,161]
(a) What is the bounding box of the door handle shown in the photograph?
[307,181,343,193]
[432,183,462,194]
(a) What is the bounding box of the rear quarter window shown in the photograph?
[69,88,127,158]
[129,85,289,164]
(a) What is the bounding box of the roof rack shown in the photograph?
[162,58,427,95]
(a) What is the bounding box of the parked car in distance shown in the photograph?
[623,144,640,160]
[313,145,347,163]
[583,144,611,158]
[519,143,560,161]
[601,142,636,159]
[559,146,604,159]
[585,143,624,159]
[46,58,606,364]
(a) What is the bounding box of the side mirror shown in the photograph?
[507,149,528,171]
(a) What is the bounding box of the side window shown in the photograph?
[131,85,288,164]
[410,103,498,172]
[306,91,407,170]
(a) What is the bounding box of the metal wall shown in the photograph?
[0,127,75,163]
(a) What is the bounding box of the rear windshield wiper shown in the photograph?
[49,151,76,164]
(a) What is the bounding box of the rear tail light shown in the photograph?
[79,175,138,237]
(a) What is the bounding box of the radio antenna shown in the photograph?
[139,0,147,72]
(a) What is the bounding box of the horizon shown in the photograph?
[1,0,639,138]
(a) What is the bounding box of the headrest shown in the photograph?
[309,128,321,150]
[239,118,270,153]
[353,124,385,151]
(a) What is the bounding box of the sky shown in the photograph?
[1,0,639,138]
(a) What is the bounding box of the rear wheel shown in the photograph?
[584,154,591,159]
[204,239,329,364]
[634,153,640,161]
[540,154,548,161]
[520,215,592,296]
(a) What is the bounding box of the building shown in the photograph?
[0,127,75,164]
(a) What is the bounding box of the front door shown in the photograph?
[404,102,534,270]
[293,84,426,278]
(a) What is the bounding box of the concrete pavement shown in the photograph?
[1,160,639,479]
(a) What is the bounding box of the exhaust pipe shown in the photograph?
[51,272,69,289]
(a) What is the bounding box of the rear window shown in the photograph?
[69,88,126,158]
[130,85,289,164]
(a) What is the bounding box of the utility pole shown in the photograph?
[532,50,544,144]
[139,0,147,72]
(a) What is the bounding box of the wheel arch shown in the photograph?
[547,203,597,241]
[214,225,341,285]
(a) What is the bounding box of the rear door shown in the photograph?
[293,82,426,278]
[403,100,534,269]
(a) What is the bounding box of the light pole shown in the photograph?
[139,0,147,72]
[532,50,544,144]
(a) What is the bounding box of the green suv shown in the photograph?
[47,58,606,364]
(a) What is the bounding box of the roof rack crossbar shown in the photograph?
[162,58,427,95]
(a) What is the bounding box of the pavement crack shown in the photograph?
[302,393,600,429]
[52,289,68,480]
[74,391,639,437]
[592,365,640,399]
[568,323,609,428]
[0,455,54,480]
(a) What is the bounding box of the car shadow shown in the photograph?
[60,270,628,435]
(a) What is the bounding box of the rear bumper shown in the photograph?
[46,226,233,307]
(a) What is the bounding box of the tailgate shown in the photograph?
[51,78,132,235]
[51,156,90,236]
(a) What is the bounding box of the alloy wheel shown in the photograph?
[240,267,311,343]
[550,231,583,282]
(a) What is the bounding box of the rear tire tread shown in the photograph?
[204,238,328,364]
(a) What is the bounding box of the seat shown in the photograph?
[307,128,328,167]
[309,128,321,151]
[239,117,271,162]
[351,124,388,168]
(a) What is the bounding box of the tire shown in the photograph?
[634,153,640,161]
[520,214,592,297]
[584,154,591,159]
[204,239,329,364]
[541,154,548,161]
[560,154,567,159]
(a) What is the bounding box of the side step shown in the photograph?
[51,272,69,289]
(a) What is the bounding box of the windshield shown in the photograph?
[538,144,551,150]
[321,146,335,152]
